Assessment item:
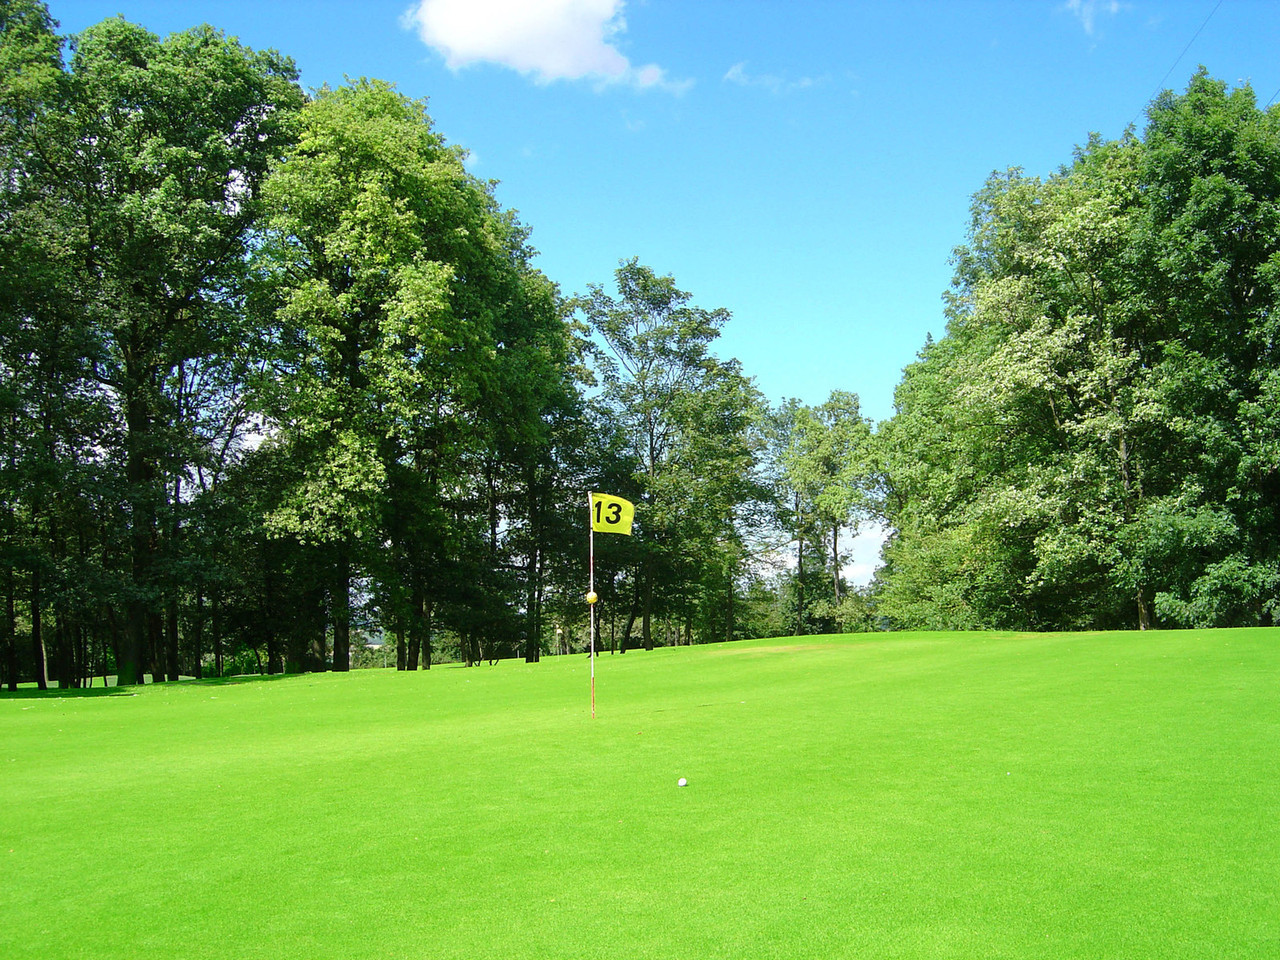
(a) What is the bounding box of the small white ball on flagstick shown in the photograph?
[677,777,687,787]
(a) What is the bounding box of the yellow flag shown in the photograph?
[590,492,635,535]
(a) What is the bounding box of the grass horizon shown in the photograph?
[3,628,1277,959]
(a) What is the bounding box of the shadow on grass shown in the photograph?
[197,673,303,687]
[1,685,139,699]
[1,672,308,699]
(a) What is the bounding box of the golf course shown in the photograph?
[2,628,1276,959]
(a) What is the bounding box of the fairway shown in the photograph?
[2,630,1277,959]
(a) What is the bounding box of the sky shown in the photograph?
[44,0,1280,580]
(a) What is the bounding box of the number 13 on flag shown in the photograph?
[590,493,635,535]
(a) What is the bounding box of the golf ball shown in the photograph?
[677,777,687,787]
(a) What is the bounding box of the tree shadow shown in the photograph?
[0,685,138,699]
[197,673,303,687]
[0,672,307,699]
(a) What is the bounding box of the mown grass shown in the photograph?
[2,629,1277,959]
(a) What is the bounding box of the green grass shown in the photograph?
[2,629,1278,959]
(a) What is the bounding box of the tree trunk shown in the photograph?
[524,543,542,663]
[642,574,654,651]
[192,587,204,679]
[166,596,180,681]
[420,600,432,670]
[265,619,282,676]
[264,561,281,675]
[105,606,122,687]
[2,418,16,690]
[121,386,157,687]
[307,585,326,672]
[212,591,224,678]
[331,549,351,671]
[282,565,309,674]
[166,476,182,681]
[407,578,426,669]
[796,554,806,636]
[85,626,97,688]
[47,516,70,688]
[525,469,543,663]
[77,623,89,689]
[148,610,165,683]
[54,613,73,689]
[795,492,806,637]
[832,523,841,603]
[1136,589,1152,631]
[726,571,734,644]
[4,564,17,690]
[122,578,146,684]
[621,574,640,653]
[31,562,47,690]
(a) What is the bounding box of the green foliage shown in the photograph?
[772,390,874,629]
[10,2,1275,664]
[575,260,766,648]
[0,3,304,685]
[876,73,1280,631]
[253,77,579,669]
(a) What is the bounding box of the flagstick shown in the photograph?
[586,492,633,718]
[589,516,596,719]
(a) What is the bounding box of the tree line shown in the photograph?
[0,2,878,689]
[874,70,1280,632]
[3,2,1275,690]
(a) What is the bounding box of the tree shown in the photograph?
[256,78,572,669]
[576,260,762,647]
[875,73,1280,631]
[3,11,303,683]
[781,391,873,607]
[1136,71,1280,626]
[1,0,85,687]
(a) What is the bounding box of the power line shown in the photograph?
[1130,0,1226,128]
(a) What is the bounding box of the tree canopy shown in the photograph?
[2,1,1276,689]
[874,71,1280,632]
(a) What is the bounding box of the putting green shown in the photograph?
[2,629,1277,958]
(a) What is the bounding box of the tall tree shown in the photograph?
[876,73,1280,631]
[256,78,570,669]
[4,11,303,683]
[577,260,761,647]
[782,391,873,607]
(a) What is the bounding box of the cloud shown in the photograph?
[1063,0,1123,35]
[402,0,690,92]
[724,61,822,95]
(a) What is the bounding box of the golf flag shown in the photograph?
[586,493,632,719]
[590,492,635,535]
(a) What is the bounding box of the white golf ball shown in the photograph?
[677,777,687,787]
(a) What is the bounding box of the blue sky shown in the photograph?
[49,0,1279,425]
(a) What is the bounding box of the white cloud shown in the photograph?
[402,0,690,92]
[724,61,821,95]
[1064,0,1123,36]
